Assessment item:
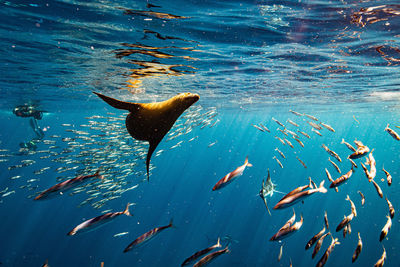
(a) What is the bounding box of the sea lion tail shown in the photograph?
[93,92,139,111]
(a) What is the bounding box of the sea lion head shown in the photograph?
[172,92,200,111]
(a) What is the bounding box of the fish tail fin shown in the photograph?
[95,169,104,180]
[341,138,344,144]
[319,180,327,193]
[216,237,221,248]
[244,156,252,167]
[67,229,76,236]
[123,203,132,217]
[345,195,350,201]
[168,218,175,228]
[385,124,389,130]
[308,177,313,189]
[93,92,139,111]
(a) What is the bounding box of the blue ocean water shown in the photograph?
[1,0,400,266]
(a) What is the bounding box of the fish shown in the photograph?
[308,121,322,130]
[325,168,338,193]
[272,117,285,127]
[273,156,283,169]
[279,180,311,202]
[181,238,221,266]
[349,142,370,159]
[270,215,303,241]
[298,130,310,138]
[208,141,217,148]
[304,113,318,121]
[275,136,285,145]
[358,191,365,206]
[286,129,299,139]
[309,177,317,189]
[259,123,270,132]
[278,244,283,261]
[192,246,230,267]
[328,158,341,174]
[312,232,330,259]
[41,259,49,267]
[343,225,348,238]
[113,232,129,237]
[352,232,363,263]
[346,195,357,217]
[124,219,174,252]
[294,137,304,147]
[385,124,400,140]
[348,158,357,169]
[380,215,392,242]
[320,122,335,132]
[324,211,329,230]
[311,128,322,136]
[252,124,265,132]
[259,169,277,216]
[382,166,392,186]
[385,197,395,219]
[371,179,383,198]
[289,110,303,116]
[94,91,199,180]
[279,209,296,232]
[374,246,386,267]
[316,236,340,267]
[363,150,377,181]
[274,181,327,209]
[212,157,252,191]
[322,144,341,162]
[296,156,307,168]
[336,213,354,232]
[275,148,286,159]
[278,128,288,136]
[341,138,356,152]
[305,226,326,250]
[284,138,294,148]
[35,170,102,200]
[68,203,132,235]
[2,191,15,197]
[287,119,299,127]
[276,128,289,136]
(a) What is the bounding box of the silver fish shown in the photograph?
[181,238,221,266]
[352,232,363,263]
[316,236,340,267]
[123,219,173,252]
[68,203,132,235]
[385,124,400,141]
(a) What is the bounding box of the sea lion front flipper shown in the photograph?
[146,138,162,181]
[93,92,140,111]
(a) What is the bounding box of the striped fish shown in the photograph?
[181,238,221,266]
[68,203,131,235]
[123,219,173,252]
[35,170,102,200]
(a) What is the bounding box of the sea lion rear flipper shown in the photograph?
[146,139,162,181]
[93,92,140,111]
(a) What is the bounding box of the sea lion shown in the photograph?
[93,92,200,180]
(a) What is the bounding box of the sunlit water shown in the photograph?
[0,1,400,266]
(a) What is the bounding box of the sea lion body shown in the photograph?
[94,92,199,179]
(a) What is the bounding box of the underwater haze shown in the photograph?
[0,0,400,266]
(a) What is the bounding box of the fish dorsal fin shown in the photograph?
[93,92,140,111]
